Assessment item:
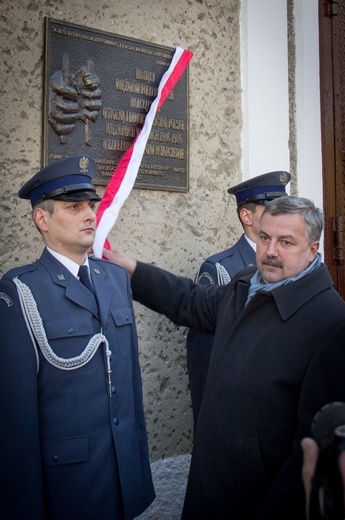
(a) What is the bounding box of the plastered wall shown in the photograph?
[0,0,242,459]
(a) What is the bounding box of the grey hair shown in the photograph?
[261,196,324,243]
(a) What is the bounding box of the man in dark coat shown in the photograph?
[0,156,155,519]
[187,171,291,427]
[104,196,345,519]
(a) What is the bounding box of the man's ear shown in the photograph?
[309,241,320,260]
[33,207,49,232]
[239,207,253,227]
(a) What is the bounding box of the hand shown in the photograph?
[301,437,345,519]
[102,245,137,277]
[301,437,319,518]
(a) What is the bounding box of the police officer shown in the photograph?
[0,156,155,519]
[186,170,291,427]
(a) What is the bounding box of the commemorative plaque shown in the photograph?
[43,18,190,191]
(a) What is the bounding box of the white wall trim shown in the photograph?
[240,0,290,181]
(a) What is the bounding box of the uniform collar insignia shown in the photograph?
[57,274,65,281]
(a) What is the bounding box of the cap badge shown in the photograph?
[279,172,289,185]
[79,156,89,174]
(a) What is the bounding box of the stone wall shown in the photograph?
[0,0,242,459]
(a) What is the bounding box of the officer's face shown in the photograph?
[34,199,97,260]
[251,204,265,238]
[256,211,319,284]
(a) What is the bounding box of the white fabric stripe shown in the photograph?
[93,47,185,258]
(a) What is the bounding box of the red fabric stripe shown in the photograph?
[95,49,193,249]
[95,137,137,226]
[158,50,193,110]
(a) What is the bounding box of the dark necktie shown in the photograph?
[78,265,95,296]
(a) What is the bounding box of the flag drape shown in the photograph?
[93,46,193,258]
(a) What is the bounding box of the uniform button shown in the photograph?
[52,455,59,462]
[111,386,117,394]
[67,328,74,334]
[113,417,119,425]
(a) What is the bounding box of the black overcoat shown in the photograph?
[0,249,155,520]
[187,234,256,425]
[131,261,345,519]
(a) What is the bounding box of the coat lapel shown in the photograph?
[39,249,99,317]
[89,261,113,324]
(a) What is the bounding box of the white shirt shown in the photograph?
[46,247,89,279]
[244,234,257,252]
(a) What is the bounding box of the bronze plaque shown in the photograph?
[43,18,190,191]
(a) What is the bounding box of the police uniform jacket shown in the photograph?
[0,248,155,520]
[186,234,256,425]
[192,234,256,287]
[130,260,345,519]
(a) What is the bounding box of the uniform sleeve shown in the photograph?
[194,260,218,286]
[253,321,345,520]
[0,279,45,519]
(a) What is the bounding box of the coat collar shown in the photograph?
[234,263,334,320]
[235,234,256,267]
[39,249,112,321]
[270,264,334,319]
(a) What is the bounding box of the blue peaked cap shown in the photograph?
[18,155,101,208]
[228,171,291,206]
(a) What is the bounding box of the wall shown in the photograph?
[240,0,323,253]
[0,0,242,459]
[241,0,290,179]
[294,0,322,208]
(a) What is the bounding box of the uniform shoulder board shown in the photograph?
[90,255,117,266]
[206,247,235,265]
[2,263,38,281]
[89,256,127,278]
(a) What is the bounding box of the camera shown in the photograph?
[310,402,345,519]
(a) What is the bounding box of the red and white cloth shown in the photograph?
[93,46,193,258]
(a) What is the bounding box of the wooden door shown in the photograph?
[319,0,345,299]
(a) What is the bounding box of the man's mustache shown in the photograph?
[261,257,283,268]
